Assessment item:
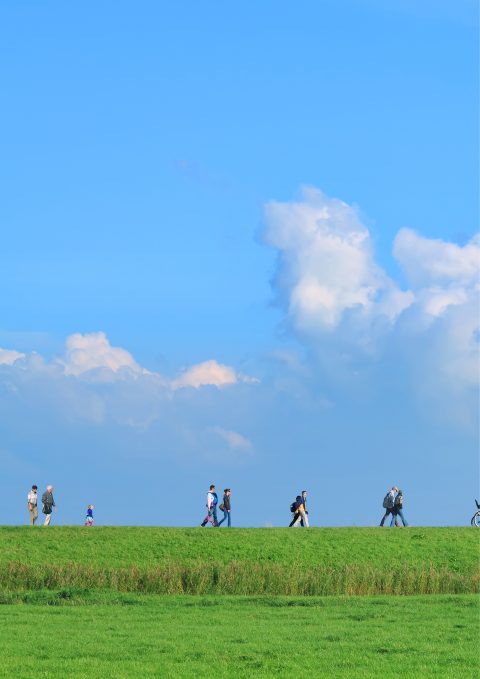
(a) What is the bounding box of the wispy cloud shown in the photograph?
[210,426,253,453]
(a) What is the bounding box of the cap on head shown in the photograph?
[32,485,37,490]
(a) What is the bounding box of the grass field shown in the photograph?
[1,527,478,677]
[1,527,478,595]
[0,593,477,678]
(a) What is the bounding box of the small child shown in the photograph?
[84,504,94,527]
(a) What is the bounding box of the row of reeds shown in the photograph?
[0,561,478,596]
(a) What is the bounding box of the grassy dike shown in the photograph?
[1,527,478,596]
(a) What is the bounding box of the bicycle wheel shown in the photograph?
[471,511,480,527]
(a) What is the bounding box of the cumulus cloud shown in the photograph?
[0,332,259,431]
[264,187,479,397]
[171,360,257,390]
[0,348,25,365]
[59,332,147,378]
[394,229,480,287]
[264,187,413,333]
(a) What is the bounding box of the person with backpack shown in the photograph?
[289,495,302,526]
[300,490,309,527]
[217,488,231,527]
[379,486,397,527]
[390,489,408,527]
[41,485,56,526]
[289,494,309,527]
[200,485,218,527]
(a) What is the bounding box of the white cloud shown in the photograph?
[264,187,413,332]
[210,426,253,452]
[264,187,479,397]
[0,332,258,432]
[393,228,480,286]
[0,348,25,365]
[171,359,257,390]
[0,331,257,396]
[60,332,147,378]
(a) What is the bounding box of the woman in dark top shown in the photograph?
[218,488,231,527]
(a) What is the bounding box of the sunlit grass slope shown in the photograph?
[1,527,478,595]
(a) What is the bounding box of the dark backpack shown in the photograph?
[382,493,391,509]
[290,501,297,513]
[395,493,403,508]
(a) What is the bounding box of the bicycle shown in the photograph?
[471,499,480,527]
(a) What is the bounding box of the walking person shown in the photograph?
[84,504,94,527]
[390,490,408,527]
[200,485,218,527]
[289,495,302,527]
[300,490,309,527]
[41,485,56,526]
[218,488,231,527]
[289,494,310,527]
[27,485,38,526]
[379,486,397,527]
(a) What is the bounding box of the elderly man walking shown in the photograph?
[27,485,38,526]
[379,486,398,527]
[41,485,56,526]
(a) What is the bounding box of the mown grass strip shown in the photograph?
[1,561,478,596]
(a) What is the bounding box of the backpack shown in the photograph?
[395,493,403,508]
[382,493,391,509]
[290,501,297,513]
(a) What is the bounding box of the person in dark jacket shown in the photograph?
[289,495,304,527]
[218,488,231,527]
[41,485,56,526]
[390,489,408,527]
[300,490,309,527]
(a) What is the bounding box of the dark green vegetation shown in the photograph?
[1,527,478,595]
[0,594,477,678]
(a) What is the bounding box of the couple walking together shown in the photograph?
[201,485,231,527]
[27,485,56,526]
[380,486,408,527]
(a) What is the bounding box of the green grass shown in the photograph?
[1,527,478,595]
[1,529,478,677]
[2,526,477,569]
[0,593,477,678]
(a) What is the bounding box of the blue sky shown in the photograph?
[0,1,478,526]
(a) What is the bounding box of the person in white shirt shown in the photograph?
[27,485,38,526]
[200,485,218,527]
